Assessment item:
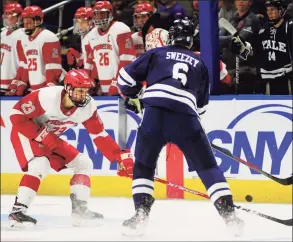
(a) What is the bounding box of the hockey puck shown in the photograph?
[245,195,253,202]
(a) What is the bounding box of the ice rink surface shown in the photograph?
[1,195,292,241]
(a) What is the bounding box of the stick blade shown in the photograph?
[218,18,237,35]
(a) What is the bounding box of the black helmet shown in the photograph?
[168,18,195,49]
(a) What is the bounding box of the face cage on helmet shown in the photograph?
[93,11,113,30]
[24,17,43,36]
[73,18,93,36]
[65,84,91,107]
[133,13,150,31]
[2,13,22,30]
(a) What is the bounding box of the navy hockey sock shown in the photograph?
[132,162,155,210]
[197,165,232,203]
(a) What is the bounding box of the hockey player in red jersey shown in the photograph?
[20,6,62,91]
[1,2,28,96]
[132,3,154,57]
[8,69,134,228]
[66,7,94,70]
[84,1,136,96]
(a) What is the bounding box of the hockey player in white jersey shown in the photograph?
[8,69,134,228]
[66,7,94,70]
[132,3,154,57]
[84,1,136,96]
[1,2,28,96]
[20,5,63,91]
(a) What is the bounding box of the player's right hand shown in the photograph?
[34,125,61,151]
[124,97,143,114]
[116,149,134,177]
[5,80,19,96]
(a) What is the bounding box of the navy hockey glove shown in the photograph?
[124,97,143,114]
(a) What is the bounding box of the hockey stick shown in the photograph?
[153,177,292,226]
[211,143,293,186]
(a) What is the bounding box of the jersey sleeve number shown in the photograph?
[172,63,189,86]
[99,52,109,66]
[28,58,37,71]
[21,101,36,115]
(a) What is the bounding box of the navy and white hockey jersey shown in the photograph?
[118,45,209,116]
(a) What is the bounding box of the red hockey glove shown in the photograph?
[34,125,62,151]
[108,80,119,96]
[5,80,19,96]
[15,81,28,96]
[116,149,134,177]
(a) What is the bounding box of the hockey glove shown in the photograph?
[124,97,143,114]
[230,35,252,60]
[15,81,28,96]
[108,80,119,96]
[34,125,62,151]
[116,149,134,177]
[5,80,19,96]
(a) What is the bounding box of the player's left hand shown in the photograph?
[116,149,134,177]
[125,97,143,114]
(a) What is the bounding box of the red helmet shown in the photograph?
[73,7,94,35]
[134,3,154,15]
[22,5,44,20]
[64,69,94,107]
[4,2,23,16]
[133,3,154,31]
[74,7,94,19]
[22,6,44,36]
[93,1,113,29]
[3,3,23,30]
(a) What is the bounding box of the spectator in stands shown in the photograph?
[219,0,261,94]
[157,0,186,20]
[218,0,236,20]
[112,0,135,27]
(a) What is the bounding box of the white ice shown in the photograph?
[1,195,292,241]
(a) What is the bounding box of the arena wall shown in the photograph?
[1,95,292,203]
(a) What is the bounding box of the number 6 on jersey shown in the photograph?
[172,63,189,86]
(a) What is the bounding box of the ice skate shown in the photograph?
[8,199,37,228]
[122,195,154,236]
[70,193,104,227]
[214,196,244,237]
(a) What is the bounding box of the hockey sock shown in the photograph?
[132,162,155,210]
[197,165,232,203]
[16,174,41,207]
[70,174,91,201]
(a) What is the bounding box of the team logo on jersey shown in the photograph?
[52,48,59,58]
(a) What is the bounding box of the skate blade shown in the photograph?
[9,219,36,229]
[72,214,104,227]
